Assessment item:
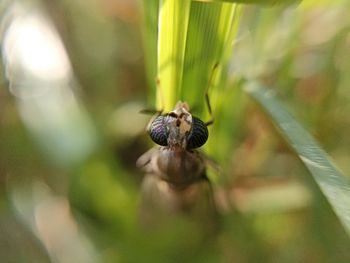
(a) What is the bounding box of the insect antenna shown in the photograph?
[140,77,165,132]
[204,63,219,126]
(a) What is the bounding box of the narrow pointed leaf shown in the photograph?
[181,2,241,116]
[157,0,191,111]
[142,0,159,105]
[156,0,242,115]
[193,0,302,6]
[245,81,350,237]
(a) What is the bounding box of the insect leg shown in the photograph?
[204,63,219,126]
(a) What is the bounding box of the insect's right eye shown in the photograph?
[186,116,208,149]
[149,116,168,146]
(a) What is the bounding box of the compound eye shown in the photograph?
[187,116,208,149]
[149,116,168,146]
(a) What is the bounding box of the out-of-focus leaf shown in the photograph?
[1,2,97,167]
[245,81,350,237]
[142,0,159,105]
[194,0,302,6]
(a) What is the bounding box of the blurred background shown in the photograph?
[1,0,350,262]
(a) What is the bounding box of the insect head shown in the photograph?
[149,101,208,150]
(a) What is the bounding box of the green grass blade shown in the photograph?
[193,0,302,6]
[157,0,242,114]
[245,81,350,237]
[157,0,191,111]
[142,0,159,105]
[181,2,241,116]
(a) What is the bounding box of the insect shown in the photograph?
[136,83,218,227]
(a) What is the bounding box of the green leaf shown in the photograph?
[181,2,241,116]
[156,0,242,114]
[245,81,350,237]
[142,0,159,105]
[193,0,302,6]
[157,0,191,111]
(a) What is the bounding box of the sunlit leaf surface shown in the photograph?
[156,0,241,114]
[142,0,159,105]
[194,0,302,6]
[245,81,350,237]
[157,0,191,111]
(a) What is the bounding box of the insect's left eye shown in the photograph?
[187,116,208,149]
[149,116,168,146]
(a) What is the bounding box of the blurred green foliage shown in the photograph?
[1,0,350,262]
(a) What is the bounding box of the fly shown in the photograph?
[137,74,218,227]
[137,101,210,185]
